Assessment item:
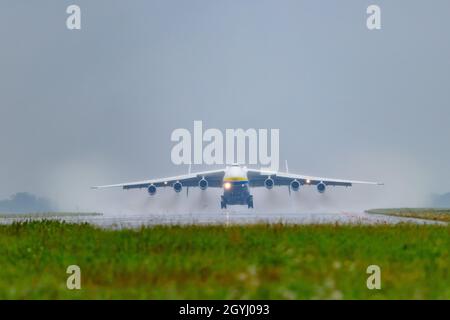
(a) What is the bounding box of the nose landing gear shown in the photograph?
[220,195,254,209]
[221,196,227,209]
[247,195,254,209]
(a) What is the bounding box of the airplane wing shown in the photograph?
[246,168,383,188]
[92,169,226,190]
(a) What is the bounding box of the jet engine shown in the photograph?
[317,182,326,193]
[173,181,183,193]
[264,178,274,189]
[199,178,208,190]
[290,180,300,191]
[147,184,157,195]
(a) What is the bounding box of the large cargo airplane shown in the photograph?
[92,164,383,209]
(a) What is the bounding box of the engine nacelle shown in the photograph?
[317,182,326,193]
[173,181,183,193]
[264,178,274,189]
[147,184,157,196]
[199,178,208,190]
[290,180,300,191]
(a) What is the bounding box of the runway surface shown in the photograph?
[0,211,444,229]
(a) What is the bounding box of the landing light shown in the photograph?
[224,182,232,190]
[306,179,311,184]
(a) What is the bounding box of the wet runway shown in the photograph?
[0,211,443,229]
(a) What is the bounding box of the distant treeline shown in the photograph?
[430,193,450,208]
[0,192,55,214]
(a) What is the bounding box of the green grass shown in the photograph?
[367,208,450,223]
[0,221,448,299]
[0,212,102,219]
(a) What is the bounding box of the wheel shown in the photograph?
[247,195,254,209]
[221,201,227,209]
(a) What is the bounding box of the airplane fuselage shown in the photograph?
[221,165,253,208]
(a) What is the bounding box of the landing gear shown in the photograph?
[247,195,254,209]
[221,196,227,209]
[220,195,253,209]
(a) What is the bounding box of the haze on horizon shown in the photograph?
[1,1,449,213]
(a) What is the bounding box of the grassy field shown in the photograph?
[0,212,102,219]
[367,208,450,223]
[0,221,448,299]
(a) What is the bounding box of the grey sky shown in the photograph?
[1,1,449,211]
